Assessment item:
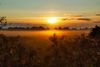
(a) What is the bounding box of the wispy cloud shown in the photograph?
[62,17,91,21]
[71,15,84,17]
[96,14,100,16]
[77,18,91,21]
[62,18,73,21]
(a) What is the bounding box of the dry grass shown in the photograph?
[0,31,100,67]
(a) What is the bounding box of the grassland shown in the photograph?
[0,27,100,67]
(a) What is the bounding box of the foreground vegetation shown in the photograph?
[0,26,100,67]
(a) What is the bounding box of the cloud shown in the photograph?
[62,18,74,21]
[77,18,91,21]
[62,17,91,21]
[96,14,100,16]
[62,18,69,20]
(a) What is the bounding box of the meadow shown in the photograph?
[0,29,100,67]
[0,30,89,47]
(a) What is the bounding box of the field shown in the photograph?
[0,30,100,67]
[0,30,89,47]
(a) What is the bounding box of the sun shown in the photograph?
[47,17,57,24]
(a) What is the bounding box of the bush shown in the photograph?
[89,25,100,38]
[0,34,37,67]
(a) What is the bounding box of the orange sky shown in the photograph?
[0,0,100,25]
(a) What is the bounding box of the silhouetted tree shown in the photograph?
[63,27,69,30]
[89,25,100,38]
[58,27,62,30]
[0,16,7,28]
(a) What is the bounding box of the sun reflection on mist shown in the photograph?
[43,30,64,37]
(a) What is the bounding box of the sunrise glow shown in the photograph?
[47,17,57,24]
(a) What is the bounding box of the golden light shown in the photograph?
[47,17,57,24]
